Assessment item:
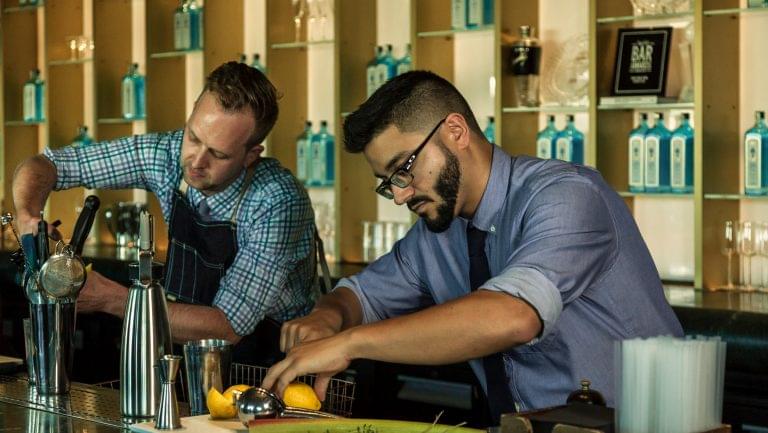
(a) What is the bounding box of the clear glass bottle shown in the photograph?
[71,125,94,147]
[555,115,584,164]
[536,115,558,159]
[122,63,146,120]
[509,26,541,107]
[670,113,694,193]
[396,44,412,76]
[173,0,190,51]
[628,113,650,193]
[483,116,496,144]
[295,121,313,184]
[644,113,672,193]
[366,46,383,97]
[23,69,45,122]
[188,0,204,50]
[744,111,768,196]
[310,121,335,186]
[467,0,483,28]
[251,54,267,74]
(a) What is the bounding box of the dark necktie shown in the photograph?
[467,224,518,422]
[197,198,211,222]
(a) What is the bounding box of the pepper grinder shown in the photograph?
[155,354,183,430]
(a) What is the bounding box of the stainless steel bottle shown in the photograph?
[508,25,541,107]
[120,212,173,419]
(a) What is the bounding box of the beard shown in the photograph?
[421,146,460,233]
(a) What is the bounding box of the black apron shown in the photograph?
[164,166,310,366]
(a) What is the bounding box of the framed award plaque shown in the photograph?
[612,27,673,96]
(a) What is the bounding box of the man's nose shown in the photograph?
[392,184,414,206]
[190,149,208,167]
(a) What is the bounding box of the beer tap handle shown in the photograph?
[71,195,101,256]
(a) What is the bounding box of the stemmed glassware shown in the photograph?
[758,223,768,292]
[721,220,737,291]
[738,221,757,292]
[292,0,307,43]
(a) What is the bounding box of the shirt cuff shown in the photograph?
[482,266,563,343]
[334,276,381,324]
[213,289,263,336]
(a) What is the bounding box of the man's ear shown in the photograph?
[244,144,265,167]
[445,113,470,150]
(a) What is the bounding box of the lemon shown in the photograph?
[207,387,237,419]
[283,382,321,411]
[223,384,252,403]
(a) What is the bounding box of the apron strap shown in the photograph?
[314,227,333,294]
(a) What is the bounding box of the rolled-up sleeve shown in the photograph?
[336,237,435,324]
[482,179,618,339]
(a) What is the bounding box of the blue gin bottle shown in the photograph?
[644,113,672,193]
[23,69,45,122]
[122,63,146,120]
[173,0,190,51]
[483,0,494,25]
[188,0,203,50]
[71,126,94,147]
[536,115,558,159]
[670,113,694,193]
[467,0,483,28]
[251,54,267,74]
[483,116,496,144]
[744,111,768,195]
[366,46,383,97]
[375,45,396,89]
[310,121,335,186]
[396,44,412,76]
[628,113,650,193]
[295,121,313,184]
[555,115,584,164]
[451,0,467,30]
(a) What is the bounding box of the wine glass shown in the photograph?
[291,0,307,43]
[738,221,757,292]
[758,223,768,292]
[720,220,736,291]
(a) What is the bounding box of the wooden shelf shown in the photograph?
[5,120,45,126]
[98,118,145,124]
[417,26,494,38]
[3,3,43,13]
[48,57,93,66]
[704,6,768,17]
[270,40,334,49]
[149,49,203,59]
[597,102,695,111]
[596,10,693,24]
[503,106,589,114]
[618,191,694,198]
[705,194,768,201]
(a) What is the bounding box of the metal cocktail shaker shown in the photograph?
[120,212,173,420]
[508,25,542,107]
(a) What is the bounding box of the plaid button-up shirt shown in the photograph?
[45,129,318,335]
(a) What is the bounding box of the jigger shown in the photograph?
[155,354,183,430]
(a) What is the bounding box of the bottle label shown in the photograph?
[178,12,191,50]
[312,141,326,184]
[645,136,660,188]
[467,0,483,26]
[122,78,135,118]
[556,137,571,162]
[451,0,466,29]
[396,61,411,76]
[296,139,307,181]
[509,46,541,75]
[23,84,36,121]
[375,64,389,88]
[174,11,185,50]
[628,136,644,188]
[745,133,762,190]
[366,65,378,97]
[670,136,686,188]
[536,138,551,159]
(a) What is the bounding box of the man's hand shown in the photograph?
[279,310,342,353]
[263,331,355,401]
[77,270,129,317]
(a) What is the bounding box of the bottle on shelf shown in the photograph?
[483,116,496,144]
[23,69,45,123]
[555,115,584,165]
[644,113,671,193]
[310,121,335,187]
[238,53,248,63]
[396,44,412,76]
[295,121,313,184]
[173,0,191,51]
[467,0,494,27]
[122,63,146,120]
[670,113,694,194]
[366,46,383,97]
[744,111,768,196]
[451,0,467,30]
[376,45,397,90]
[628,113,650,193]
[188,0,204,50]
[508,25,541,107]
[536,115,558,160]
[251,54,267,74]
[71,126,94,147]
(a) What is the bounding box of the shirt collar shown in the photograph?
[189,169,249,219]
[468,145,513,233]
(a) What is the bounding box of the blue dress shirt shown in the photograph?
[337,145,683,410]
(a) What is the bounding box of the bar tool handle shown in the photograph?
[36,218,49,266]
[71,195,100,256]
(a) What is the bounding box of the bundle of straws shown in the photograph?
[616,336,726,433]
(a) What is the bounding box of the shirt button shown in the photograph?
[490,225,496,233]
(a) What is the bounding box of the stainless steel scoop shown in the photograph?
[38,241,86,299]
[237,387,339,426]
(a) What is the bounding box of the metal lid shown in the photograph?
[128,261,164,281]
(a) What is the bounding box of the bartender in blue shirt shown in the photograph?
[262,71,683,421]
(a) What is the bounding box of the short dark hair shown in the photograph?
[202,61,280,148]
[343,70,482,153]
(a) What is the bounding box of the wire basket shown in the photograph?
[230,362,355,417]
[94,362,355,417]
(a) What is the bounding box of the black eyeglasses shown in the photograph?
[375,118,445,199]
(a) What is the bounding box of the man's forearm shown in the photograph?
[312,287,364,331]
[12,155,57,232]
[344,290,541,365]
[167,302,241,345]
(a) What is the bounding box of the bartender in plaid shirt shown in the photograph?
[12,61,319,364]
